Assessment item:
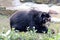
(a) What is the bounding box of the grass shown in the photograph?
[0,28,60,40]
[0,14,10,33]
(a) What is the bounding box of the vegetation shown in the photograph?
[0,28,60,40]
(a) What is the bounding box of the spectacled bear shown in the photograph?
[10,9,51,33]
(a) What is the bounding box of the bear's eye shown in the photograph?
[45,14,50,18]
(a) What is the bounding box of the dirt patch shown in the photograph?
[0,10,16,16]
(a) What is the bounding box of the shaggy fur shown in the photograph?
[10,9,51,33]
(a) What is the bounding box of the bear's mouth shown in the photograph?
[42,21,50,28]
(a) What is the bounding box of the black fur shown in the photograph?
[10,9,51,33]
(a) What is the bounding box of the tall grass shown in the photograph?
[0,28,60,40]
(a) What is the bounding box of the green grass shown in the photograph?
[0,28,60,40]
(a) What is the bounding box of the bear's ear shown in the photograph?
[41,12,46,17]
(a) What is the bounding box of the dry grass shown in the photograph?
[0,15,10,33]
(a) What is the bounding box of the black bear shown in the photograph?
[10,9,51,33]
